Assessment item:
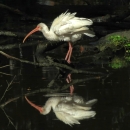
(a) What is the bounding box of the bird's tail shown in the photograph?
[85,99,98,106]
[75,110,96,120]
[84,30,95,37]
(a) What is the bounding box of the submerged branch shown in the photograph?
[61,76,101,91]
[0,76,102,107]
[0,51,104,75]
[24,76,102,96]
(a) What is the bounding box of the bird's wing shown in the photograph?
[54,101,80,126]
[73,103,92,110]
[55,103,96,124]
[55,111,80,126]
[50,11,76,33]
[50,12,93,36]
[73,99,97,109]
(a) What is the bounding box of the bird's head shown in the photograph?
[37,23,46,31]
[23,23,45,43]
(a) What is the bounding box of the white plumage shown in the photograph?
[25,95,97,126]
[23,11,95,63]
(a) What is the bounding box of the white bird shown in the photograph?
[23,11,95,63]
[25,95,97,126]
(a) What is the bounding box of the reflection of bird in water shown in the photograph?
[66,73,74,95]
[25,95,97,126]
[23,11,95,63]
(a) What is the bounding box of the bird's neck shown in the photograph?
[41,25,58,41]
[43,97,60,115]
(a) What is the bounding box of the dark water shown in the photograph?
[0,44,130,130]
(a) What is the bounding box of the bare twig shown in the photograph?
[0,97,20,108]
[0,30,17,37]
[0,76,16,102]
[1,108,16,129]
[0,75,18,129]
[0,3,24,15]
[0,65,10,68]
[0,65,12,76]
[0,72,12,76]
[0,30,43,39]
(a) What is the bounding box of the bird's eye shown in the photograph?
[37,26,42,30]
[40,26,43,30]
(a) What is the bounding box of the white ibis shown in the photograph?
[23,11,95,63]
[25,95,97,126]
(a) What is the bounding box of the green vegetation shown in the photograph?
[109,57,127,69]
[108,35,128,46]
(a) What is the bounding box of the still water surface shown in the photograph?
[0,43,130,130]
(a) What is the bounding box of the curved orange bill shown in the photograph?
[25,96,43,113]
[23,27,39,43]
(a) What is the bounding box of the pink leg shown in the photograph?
[66,74,74,95]
[65,42,73,63]
[70,85,74,95]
